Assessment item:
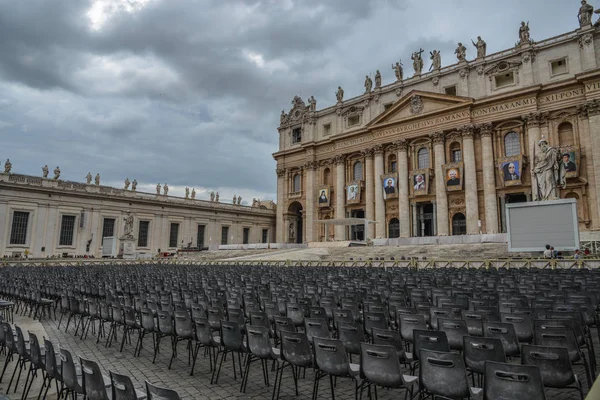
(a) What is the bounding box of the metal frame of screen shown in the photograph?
[506,198,579,252]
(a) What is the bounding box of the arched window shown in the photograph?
[353,161,364,181]
[388,154,397,173]
[293,174,301,193]
[504,131,521,156]
[323,168,331,186]
[452,213,466,236]
[558,122,574,146]
[450,142,462,162]
[388,218,400,238]
[417,148,430,169]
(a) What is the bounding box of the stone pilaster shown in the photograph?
[276,168,286,243]
[523,112,543,200]
[431,132,449,235]
[578,31,597,71]
[363,148,375,239]
[460,125,479,234]
[581,100,600,227]
[479,124,499,233]
[373,145,385,238]
[304,161,318,242]
[396,140,410,238]
[334,155,346,240]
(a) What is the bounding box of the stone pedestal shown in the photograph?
[119,236,137,259]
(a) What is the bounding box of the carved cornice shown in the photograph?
[332,155,346,165]
[319,159,332,167]
[386,143,399,152]
[304,161,319,171]
[394,139,408,152]
[578,33,594,49]
[445,131,462,142]
[361,147,375,159]
[372,145,384,155]
[430,131,446,145]
[460,124,475,138]
[478,123,494,138]
[276,168,287,177]
[577,99,600,118]
[522,111,548,127]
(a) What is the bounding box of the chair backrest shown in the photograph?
[313,337,351,377]
[190,303,206,321]
[483,361,547,400]
[174,311,193,338]
[28,331,43,366]
[363,312,388,333]
[501,312,533,343]
[157,310,174,335]
[463,336,506,375]
[521,344,575,388]
[44,339,60,378]
[80,357,109,400]
[227,307,245,326]
[398,313,427,343]
[337,321,365,356]
[220,320,246,352]
[140,308,155,331]
[60,348,79,392]
[533,326,580,362]
[413,330,449,361]
[429,307,454,330]
[280,331,312,368]
[2,323,13,348]
[419,349,470,399]
[332,309,354,329]
[145,381,180,400]
[370,328,406,359]
[304,318,330,343]
[360,343,403,387]
[438,318,469,351]
[193,318,216,345]
[249,311,270,330]
[274,316,296,338]
[483,322,520,356]
[247,325,274,359]
[111,371,139,400]
[14,325,27,356]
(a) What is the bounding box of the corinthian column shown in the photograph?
[523,112,542,200]
[581,100,600,227]
[373,145,385,238]
[461,125,479,234]
[304,161,317,242]
[364,148,375,239]
[432,132,449,235]
[479,124,499,233]
[276,168,286,243]
[396,140,410,237]
[334,155,346,240]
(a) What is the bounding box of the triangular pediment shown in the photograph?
[367,90,474,128]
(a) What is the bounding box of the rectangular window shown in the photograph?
[9,211,29,245]
[262,229,269,243]
[550,58,568,76]
[243,228,250,244]
[347,115,360,127]
[495,72,514,88]
[444,86,457,96]
[169,223,179,248]
[323,123,331,136]
[59,215,76,246]
[452,150,462,162]
[390,161,397,173]
[292,128,302,144]
[197,225,205,249]
[221,226,229,245]
[138,221,150,247]
[102,218,116,238]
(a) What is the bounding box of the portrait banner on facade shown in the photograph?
[346,180,361,204]
[444,162,464,192]
[497,155,523,187]
[381,173,398,200]
[317,186,331,208]
[559,146,579,179]
[411,169,429,196]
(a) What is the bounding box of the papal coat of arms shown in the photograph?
[410,95,424,115]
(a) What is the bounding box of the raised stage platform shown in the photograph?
[307,241,367,248]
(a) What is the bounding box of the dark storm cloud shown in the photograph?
[0,0,582,200]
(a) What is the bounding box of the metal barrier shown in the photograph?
[1,258,599,269]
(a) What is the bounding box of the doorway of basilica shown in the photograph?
[350,209,365,241]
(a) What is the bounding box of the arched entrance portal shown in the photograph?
[452,213,466,236]
[287,202,303,244]
[388,218,400,238]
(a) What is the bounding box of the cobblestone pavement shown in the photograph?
[0,311,598,399]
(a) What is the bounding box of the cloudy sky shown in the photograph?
[0,0,582,203]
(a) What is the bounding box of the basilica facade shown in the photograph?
[274,16,600,244]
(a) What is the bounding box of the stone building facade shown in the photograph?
[274,18,600,244]
[0,173,275,258]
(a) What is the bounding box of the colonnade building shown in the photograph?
[274,21,600,244]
